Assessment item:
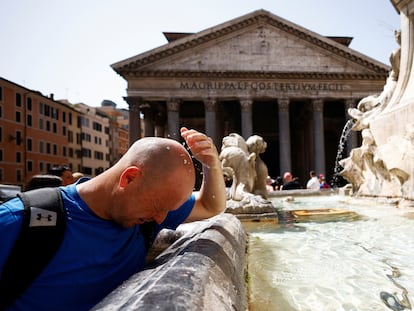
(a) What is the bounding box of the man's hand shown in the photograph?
[180,127,220,170]
[180,127,226,222]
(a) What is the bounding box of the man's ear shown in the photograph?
[119,166,142,188]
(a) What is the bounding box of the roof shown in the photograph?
[111,9,390,78]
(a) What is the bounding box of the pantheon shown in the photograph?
[112,9,389,185]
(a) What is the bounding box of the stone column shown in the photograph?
[345,99,358,154]
[124,96,142,146]
[278,98,291,174]
[312,98,326,175]
[240,99,253,139]
[167,98,181,141]
[204,98,217,146]
[154,104,166,138]
[141,103,155,137]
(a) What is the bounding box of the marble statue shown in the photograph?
[246,135,269,199]
[340,0,414,204]
[219,133,275,214]
[348,30,401,131]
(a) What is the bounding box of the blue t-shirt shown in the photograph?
[0,181,195,310]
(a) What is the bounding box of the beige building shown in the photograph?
[112,9,389,184]
[98,100,129,165]
[73,103,110,176]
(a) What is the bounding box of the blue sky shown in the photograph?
[0,0,400,109]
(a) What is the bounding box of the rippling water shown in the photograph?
[244,195,414,311]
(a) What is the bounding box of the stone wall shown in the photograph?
[92,213,247,311]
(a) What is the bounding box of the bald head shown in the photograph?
[120,137,196,190]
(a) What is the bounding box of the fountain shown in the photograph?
[340,0,414,204]
[93,2,414,310]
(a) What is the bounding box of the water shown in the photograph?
[244,195,414,311]
[332,119,355,187]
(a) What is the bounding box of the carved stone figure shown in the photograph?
[246,135,269,199]
[348,30,401,131]
[219,133,256,201]
[219,133,275,214]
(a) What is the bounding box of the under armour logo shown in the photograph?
[29,206,58,227]
[36,213,53,222]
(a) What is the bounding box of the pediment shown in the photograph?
[112,9,389,77]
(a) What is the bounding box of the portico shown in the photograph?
[112,9,389,183]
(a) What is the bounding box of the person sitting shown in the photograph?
[281,172,302,190]
[319,174,331,189]
[0,127,226,310]
[306,170,320,190]
[266,176,275,192]
[48,165,75,186]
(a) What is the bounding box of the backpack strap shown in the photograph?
[0,187,65,310]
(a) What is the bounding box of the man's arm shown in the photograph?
[180,127,226,222]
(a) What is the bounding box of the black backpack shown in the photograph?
[0,187,156,310]
[0,187,65,310]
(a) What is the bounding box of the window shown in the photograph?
[62,126,66,136]
[16,131,22,145]
[93,122,102,132]
[53,144,57,155]
[94,151,104,160]
[27,114,32,127]
[46,143,51,154]
[39,118,43,130]
[0,127,2,142]
[63,146,67,157]
[16,152,21,163]
[16,93,21,107]
[39,162,44,172]
[15,111,21,123]
[53,122,57,133]
[39,141,44,153]
[0,149,3,161]
[27,138,32,151]
[16,170,22,182]
[27,160,33,172]
[27,97,32,111]
[68,130,73,143]
[62,111,66,123]
[0,168,3,181]
[44,104,50,117]
[39,103,44,115]
[0,86,2,101]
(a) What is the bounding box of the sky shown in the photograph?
[0,0,401,109]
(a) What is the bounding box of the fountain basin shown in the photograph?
[92,213,247,311]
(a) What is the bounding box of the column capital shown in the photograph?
[277,98,290,111]
[240,99,253,112]
[312,98,324,112]
[124,96,142,111]
[204,98,217,112]
[167,98,181,112]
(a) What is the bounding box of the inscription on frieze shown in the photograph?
[180,81,343,92]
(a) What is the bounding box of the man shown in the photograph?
[48,165,75,186]
[281,171,302,190]
[0,127,226,310]
[306,170,320,190]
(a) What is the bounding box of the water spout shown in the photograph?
[332,119,355,187]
